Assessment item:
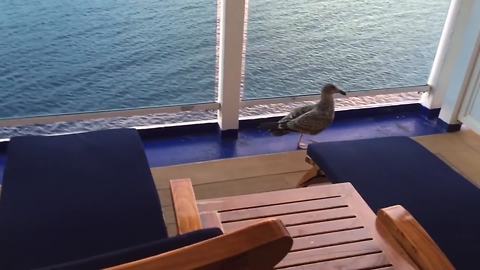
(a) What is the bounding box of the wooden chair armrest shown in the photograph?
[377,205,454,270]
[107,219,293,270]
[170,178,203,234]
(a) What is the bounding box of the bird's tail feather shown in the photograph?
[258,122,290,136]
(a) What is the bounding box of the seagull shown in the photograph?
[260,84,346,149]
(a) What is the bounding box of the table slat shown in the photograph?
[277,252,392,270]
[197,183,351,212]
[291,227,373,252]
[219,196,347,222]
[222,207,355,232]
[275,240,382,268]
[197,182,418,270]
[286,217,364,237]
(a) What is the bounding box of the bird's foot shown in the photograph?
[298,139,322,149]
[297,142,309,150]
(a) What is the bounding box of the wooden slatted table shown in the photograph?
[197,183,419,270]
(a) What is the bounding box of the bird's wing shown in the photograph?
[278,104,316,124]
[287,110,332,134]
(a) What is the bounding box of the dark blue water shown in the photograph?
[245,0,450,98]
[0,0,449,119]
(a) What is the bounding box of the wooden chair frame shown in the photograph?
[297,160,454,268]
[377,205,454,270]
[297,156,455,269]
[107,179,293,270]
[107,178,453,270]
[297,156,323,187]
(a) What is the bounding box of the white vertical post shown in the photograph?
[435,1,480,125]
[422,0,480,127]
[422,0,460,109]
[217,0,247,132]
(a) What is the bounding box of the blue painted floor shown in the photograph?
[0,109,446,184]
[143,110,445,167]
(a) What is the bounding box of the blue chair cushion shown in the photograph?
[307,136,480,270]
[38,228,223,270]
[0,129,168,270]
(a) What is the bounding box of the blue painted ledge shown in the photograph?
[0,103,449,184]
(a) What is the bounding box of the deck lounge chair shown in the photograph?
[300,136,480,269]
[0,129,292,269]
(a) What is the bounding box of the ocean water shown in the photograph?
[0,0,450,119]
[245,0,450,98]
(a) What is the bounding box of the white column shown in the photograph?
[421,0,480,124]
[217,0,247,131]
[421,0,460,109]
[436,1,480,124]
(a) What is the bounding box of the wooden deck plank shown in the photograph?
[275,240,382,268]
[277,252,391,270]
[190,171,308,200]
[166,223,177,237]
[415,129,480,187]
[151,150,309,189]
[156,171,308,208]
[158,189,173,207]
[162,206,175,225]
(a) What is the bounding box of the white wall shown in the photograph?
[459,48,480,133]
[423,0,459,109]
[428,0,480,124]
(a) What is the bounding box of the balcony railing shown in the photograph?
[0,0,451,131]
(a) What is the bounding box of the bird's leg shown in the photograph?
[297,133,303,146]
[297,134,308,150]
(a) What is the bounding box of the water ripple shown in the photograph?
[0,0,449,119]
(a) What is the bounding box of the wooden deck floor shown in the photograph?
[153,128,480,235]
[150,151,314,235]
[415,128,480,188]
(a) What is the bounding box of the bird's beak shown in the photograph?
[338,89,347,96]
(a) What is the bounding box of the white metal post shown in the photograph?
[422,0,460,109]
[435,1,480,125]
[217,0,247,132]
[423,0,480,127]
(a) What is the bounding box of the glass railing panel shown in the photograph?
[0,108,218,139]
[244,0,450,99]
[0,0,217,119]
